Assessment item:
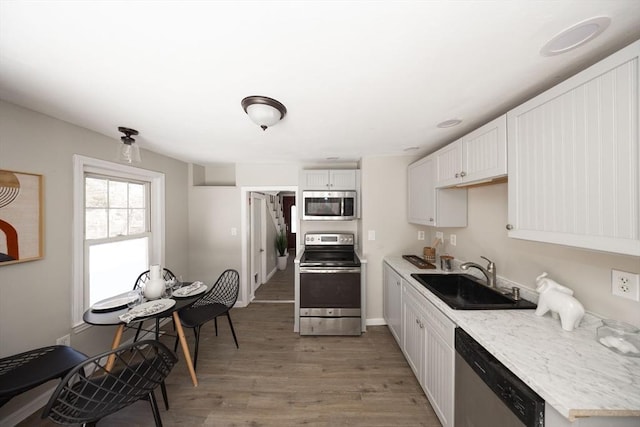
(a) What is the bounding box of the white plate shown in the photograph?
[173,283,207,298]
[128,299,176,317]
[92,293,137,311]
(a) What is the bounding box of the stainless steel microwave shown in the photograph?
[302,191,357,220]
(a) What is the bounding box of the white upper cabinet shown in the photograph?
[408,156,435,225]
[435,115,507,188]
[302,169,359,190]
[507,41,640,256]
[408,155,467,227]
[434,142,462,188]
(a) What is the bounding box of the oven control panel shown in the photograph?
[305,233,354,245]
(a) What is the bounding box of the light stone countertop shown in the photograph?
[384,255,640,422]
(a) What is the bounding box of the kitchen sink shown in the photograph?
[410,273,537,310]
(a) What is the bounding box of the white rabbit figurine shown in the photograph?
[535,272,585,331]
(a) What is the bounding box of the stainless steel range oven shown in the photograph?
[299,233,361,336]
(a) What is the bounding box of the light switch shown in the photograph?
[231,227,237,236]
[368,230,376,241]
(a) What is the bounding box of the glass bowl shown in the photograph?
[596,319,640,357]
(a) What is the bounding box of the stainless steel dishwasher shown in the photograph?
[455,328,545,427]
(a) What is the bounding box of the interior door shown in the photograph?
[251,195,264,293]
[282,195,296,253]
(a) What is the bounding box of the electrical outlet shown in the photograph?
[611,269,640,301]
[418,230,425,240]
[450,234,457,246]
[435,231,444,242]
[368,230,376,241]
[56,334,71,346]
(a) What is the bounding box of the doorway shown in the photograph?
[240,186,298,306]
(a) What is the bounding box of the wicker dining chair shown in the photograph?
[132,267,176,411]
[42,340,177,427]
[0,345,88,408]
[174,269,240,370]
[132,267,177,342]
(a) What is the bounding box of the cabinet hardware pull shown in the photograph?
[455,173,459,178]
[506,224,514,230]
[429,218,434,222]
[460,171,466,177]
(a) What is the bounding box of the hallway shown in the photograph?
[253,255,295,303]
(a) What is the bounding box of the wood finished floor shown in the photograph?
[20,262,440,427]
[253,257,295,302]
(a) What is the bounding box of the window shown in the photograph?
[73,156,165,327]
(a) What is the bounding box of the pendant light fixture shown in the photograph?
[241,96,287,130]
[116,126,141,164]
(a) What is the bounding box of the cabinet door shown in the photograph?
[461,114,507,184]
[329,170,357,190]
[507,41,640,256]
[435,140,462,187]
[402,286,424,380]
[383,263,403,344]
[424,327,455,427]
[302,170,330,190]
[408,157,435,225]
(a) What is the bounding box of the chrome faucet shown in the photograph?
[460,256,496,288]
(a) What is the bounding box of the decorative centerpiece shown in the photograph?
[144,264,165,300]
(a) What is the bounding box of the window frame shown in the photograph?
[72,155,165,328]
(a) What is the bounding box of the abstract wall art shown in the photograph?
[0,169,43,265]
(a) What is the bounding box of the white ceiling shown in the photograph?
[1,1,639,165]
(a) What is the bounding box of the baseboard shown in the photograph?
[0,389,52,427]
[265,267,277,282]
[366,317,387,326]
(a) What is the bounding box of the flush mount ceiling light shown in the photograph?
[116,126,141,164]
[437,119,462,128]
[241,96,287,131]
[540,16,610,56]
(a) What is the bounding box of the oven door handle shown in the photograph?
[299,267,361,274]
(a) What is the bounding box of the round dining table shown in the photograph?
[83,287,207,387]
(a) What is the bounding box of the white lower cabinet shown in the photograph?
[401,282,455,427]
[383,262,402,344]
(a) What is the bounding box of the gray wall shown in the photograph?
[0,100,189,421]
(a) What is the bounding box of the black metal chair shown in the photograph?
[133,267,177,342]
[42,340,177,427]
[132,268,176,412]
[0,345,88,408]
[175,269,240,370]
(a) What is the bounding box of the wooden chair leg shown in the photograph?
[226,312,239,349]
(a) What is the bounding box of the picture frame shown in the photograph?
[0,169,44,265]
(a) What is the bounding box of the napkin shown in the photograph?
[174,281,204,296]
[118,302,166,324]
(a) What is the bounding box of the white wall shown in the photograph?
[432,182,640,326]
[0,100,189,421]
[360,156,640,328]
[188,186,242,287]
[360,156,427,322]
